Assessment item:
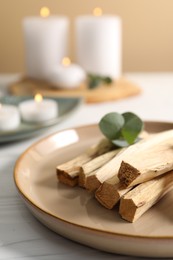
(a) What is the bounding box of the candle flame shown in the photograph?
[34,93,43,103]
[62,57,71,67]
[93,7,103,16]
[40,7,50,18]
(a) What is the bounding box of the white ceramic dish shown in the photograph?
[14,122,173,258]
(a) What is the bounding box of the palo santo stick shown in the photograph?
[80,131,150,191]
[57,138,115,186]
[79,149,121,188]
[119,170,173,222]
[95,182,131,209]
[83,170,100,191]
[118,129,173,187]
[92,132,169,209]
[95,130,173,191]
[57,131,149,187]
[57,154,91,187]
[87,138,115,157]
[83,136,148,191]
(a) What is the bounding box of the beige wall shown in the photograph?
[0,0,173,73]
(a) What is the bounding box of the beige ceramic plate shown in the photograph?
[14,122,173,258]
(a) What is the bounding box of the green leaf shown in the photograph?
[121,112,144,144]
[112,137,142,148]
[87,74,113,89]
[99,111,143,147]
[103,77,112,85]
[112,139,129,147]
[88,78,101,89]
[99,112,124,140]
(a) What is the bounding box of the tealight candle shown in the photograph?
[0,104,21,131]
[75,8,122,79]
[49,57,86,88]
[19,94,58,123]
[23,7,69,81]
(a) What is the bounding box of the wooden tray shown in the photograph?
[9,77,141,103]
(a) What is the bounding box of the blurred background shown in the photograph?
[0,0,173,73]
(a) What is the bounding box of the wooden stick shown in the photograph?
[85,131,151,191]
[119,170,173,222]
[81,132,149,192]
[57,130,149,187]
[83,170,100,191]
[57,154,91,187]
[57,138,115,186]
[87,131,167,206]
[79,147,125,191]
[78,149,121,188]
[95,182,131,209]
[118,129,173,187]
[87,138,115,157]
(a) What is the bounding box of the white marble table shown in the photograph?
[0,73,173,260]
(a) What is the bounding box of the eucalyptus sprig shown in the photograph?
[87,74,113,89]
[99,112,144,147]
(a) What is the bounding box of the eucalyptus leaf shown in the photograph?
[87,74,113,89]
[103,77,112,85]
[112,139,130,147]
[121,112,144,144]
[88,74,102,89]
[99,111,143,148]
[112,137,142,148]
[99,112,124,140]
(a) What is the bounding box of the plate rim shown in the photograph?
[14,121,173,241]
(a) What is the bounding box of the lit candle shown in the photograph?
[19,94,58,123]
[23,7,69,80]
[75,8,122,79]
[49,57,86,88]
[0,104,20,131]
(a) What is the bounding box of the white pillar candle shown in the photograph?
[0,104,20,131]
[19,94,58,123]
[75,8,122,79]
[23,7,69,81]
[49,57,86,88]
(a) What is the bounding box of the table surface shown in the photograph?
[0,73,173,260]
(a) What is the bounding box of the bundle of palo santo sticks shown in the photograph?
[56,129,173,222]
